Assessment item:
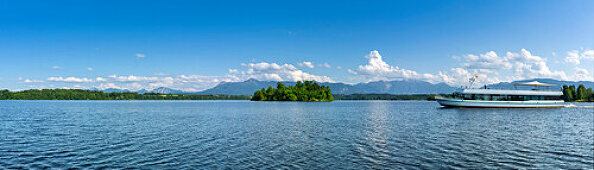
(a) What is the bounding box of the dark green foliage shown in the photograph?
[250,81,334,102]
[562,84,594,102]
[0,89,251,100]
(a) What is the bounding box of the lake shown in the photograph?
[1,100,592,169]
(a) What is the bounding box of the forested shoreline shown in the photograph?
[333,94,452,100]
[0,89,251,100]
[562,84,593,102]
[0,83,591,102]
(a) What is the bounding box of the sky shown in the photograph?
[0,0,593,91]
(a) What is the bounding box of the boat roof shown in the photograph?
[514,81,553,87]
[456,88,562,96]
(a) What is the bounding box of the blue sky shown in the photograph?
[1,0,593,91]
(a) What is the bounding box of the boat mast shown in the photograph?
[468,75,478,88]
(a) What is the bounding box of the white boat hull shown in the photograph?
[435,97,566,108]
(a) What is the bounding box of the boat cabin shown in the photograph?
[453,81,563,101]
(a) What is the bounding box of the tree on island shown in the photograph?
[251,81,334,101]
[562,84,594,102]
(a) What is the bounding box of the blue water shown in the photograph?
[1,101,592,169]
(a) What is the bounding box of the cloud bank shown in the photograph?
[27,48,593,91]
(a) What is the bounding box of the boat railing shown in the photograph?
[458,87,561,92]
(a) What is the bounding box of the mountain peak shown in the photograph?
[245,78,259,82]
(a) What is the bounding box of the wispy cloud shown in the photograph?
[135,53,145,59]
[24,79,44,83]
[52,66,63,69]
[153,73,171,76]
[297,62,315,68]
[47,77,106,83]
[564,49,594,65]
[87,67,93,71]
[319,62,331,68]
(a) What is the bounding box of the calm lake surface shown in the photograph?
[1,100,592,169]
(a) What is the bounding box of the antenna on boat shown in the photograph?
[468,75,478,88]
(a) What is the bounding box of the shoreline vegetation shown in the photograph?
[0,89,251,100]
[0,84,591,102]
[251,81,333,101]
[562,84,594,102]
[334,94,451,101]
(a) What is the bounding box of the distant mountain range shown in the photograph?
[91,78,594,95]
[487,78,594,90]
[196,78,456,95]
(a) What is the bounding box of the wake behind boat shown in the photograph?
[436,81,565,108]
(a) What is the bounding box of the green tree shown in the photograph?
[569,85,577,101]
[250,81,333,102]
[562,85,573,101]
[287,94,298,101]
[577,85,587,101]
[587,88,593,102]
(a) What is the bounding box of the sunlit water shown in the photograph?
[1,101,592,169]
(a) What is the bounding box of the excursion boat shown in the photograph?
[436,81,565,108]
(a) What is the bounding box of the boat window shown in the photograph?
[509,95,524,101]
[461,94,561,101]
[478,94,490,100]
[491,95,506,101]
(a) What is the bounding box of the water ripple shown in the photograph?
[0,101,592,169]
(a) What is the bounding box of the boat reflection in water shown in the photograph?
[436,81,565,108]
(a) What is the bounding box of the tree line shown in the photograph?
[562,84,594,102]
[251,81,334,101]
[0,89,251,100]
[333,94,453,100]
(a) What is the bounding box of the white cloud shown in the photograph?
[24,79,44,83]
[153,73,171,76]
[95,77,107,82]
[460,51,511,71]
[235,62,333,82]
[135,53,145,59]
[319,62,331,68]
[574,67,593,81]
[47,77,97,83]
[348,49,572,87]
[108,75,160,82]
[46,74,241,92]
[454,49,568,83]
[585,50,594,60]
[504,49,567,80]
[24,48,593,92]
[87,67,93,71]
[564,50,581,64]
[297,62,315,68]
[347,69,357,75]
[565,49,594,65]
[437,68,502,86]
[52,66,63,69]
[46,77,106,83]
[99,83,121,89]
[349,50,437,82]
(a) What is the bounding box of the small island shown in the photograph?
[251,81,334,101]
